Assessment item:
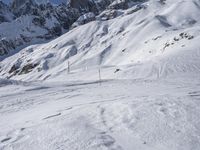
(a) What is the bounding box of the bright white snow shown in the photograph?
[0,0,200,150]
[0,78,200,150]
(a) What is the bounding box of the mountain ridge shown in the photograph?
[0,0,144,58]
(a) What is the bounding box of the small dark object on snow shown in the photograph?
[122,49,126,52]
[1,137,11,143]
[114,69,121,73]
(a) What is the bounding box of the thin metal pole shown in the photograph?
[98,68,101,85]
[68,61,70,74]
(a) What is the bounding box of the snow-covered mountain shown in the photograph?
[0,0,74,56]
[0,1,200,150]
[0,0,200,81]
[0,0,139,57]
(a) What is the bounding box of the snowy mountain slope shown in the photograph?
[0,1,200,150]
[0,0,140,57]
[0,0,200,81]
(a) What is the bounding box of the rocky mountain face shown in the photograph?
[0,0,144,57]
[0,1,13,23]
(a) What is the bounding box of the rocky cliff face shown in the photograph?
[11,0,38,16]
[0,1,13,23]
[0,0,144,58]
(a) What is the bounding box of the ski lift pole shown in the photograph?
[98,67,102,86]
[68,60,70,74]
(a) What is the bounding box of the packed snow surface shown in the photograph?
[0,77,200,150]
[0,0,200,150]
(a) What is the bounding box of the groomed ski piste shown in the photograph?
[0,0,200,149]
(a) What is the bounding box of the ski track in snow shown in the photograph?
[0,78,200,150]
